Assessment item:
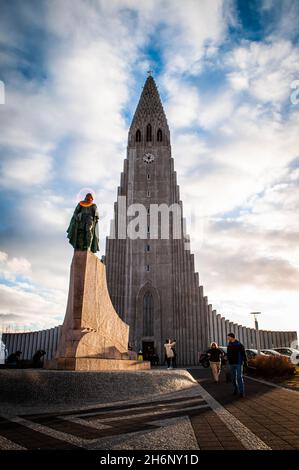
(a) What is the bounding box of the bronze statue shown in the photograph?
[67,193,99,253]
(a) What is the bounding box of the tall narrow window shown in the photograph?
[146,123,152,142]
[157,128,162,142]
[143,292,154,336]
[136,129,141,142]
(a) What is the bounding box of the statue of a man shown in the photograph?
[67,193,99,253]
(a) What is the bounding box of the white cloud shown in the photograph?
[172,133,208,171]
[0,250,67,330]
[164,79,200,129]
[225,39,299,105]
[0,283,62,330]
[160,0,228,74]
[227,71,249,91]
[198,91,236,129]
[21,193,71,230]
[0,251,31,280]
[188,161,299,333]
[210,287,299,333]
[0,154,52,188]
[6,257,31,275]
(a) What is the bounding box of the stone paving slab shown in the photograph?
[98,417,199,450]
[0,418,81,450]
[0,388,207,450]
[0,368,298,450]
[189,368,299,450]
[190,410,245,450]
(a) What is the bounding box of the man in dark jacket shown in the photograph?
[227,333,247,397]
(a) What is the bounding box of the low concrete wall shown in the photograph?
[1,327,61,361]
[1,317,297,363]
[207,310,298,350]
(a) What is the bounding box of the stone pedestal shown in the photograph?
[46,251,150,371]
[46,357,150,371]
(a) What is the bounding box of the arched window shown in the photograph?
[146,123,152,142]
[143,292,154,336]
[157,128,162,142]
[135,129,141,142]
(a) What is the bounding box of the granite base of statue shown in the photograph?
[46,195,150,371]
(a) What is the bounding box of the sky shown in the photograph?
[0,0,298,336]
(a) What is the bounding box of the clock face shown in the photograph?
[143,153,155,164]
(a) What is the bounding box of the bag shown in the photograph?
[167,347,174,358]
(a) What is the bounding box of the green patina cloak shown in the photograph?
[67,203,99,253]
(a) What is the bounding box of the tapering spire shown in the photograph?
[129,76,169,139]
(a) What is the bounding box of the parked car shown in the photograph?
[272,347,299,365]
[245,349,266,360]
[0,338,7,365]
[199,352,210,368]
[261,349,282,357]
[199,346,227,368]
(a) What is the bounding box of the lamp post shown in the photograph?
[250,312,261,354]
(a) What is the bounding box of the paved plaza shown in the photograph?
[0,368,298,450]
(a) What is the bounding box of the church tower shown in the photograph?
[105,75,210,365]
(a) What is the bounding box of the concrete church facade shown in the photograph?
[105,75,208,365]
[104,76,298,365]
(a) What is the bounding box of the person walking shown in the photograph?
[164,339,176,369]
[171,339,177,368]
[227,333,247,398]
[207,342,223,383]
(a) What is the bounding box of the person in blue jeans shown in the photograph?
[227,333,247,398]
